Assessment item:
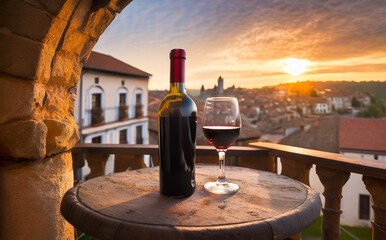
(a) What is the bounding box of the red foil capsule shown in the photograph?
[170,49,186,83]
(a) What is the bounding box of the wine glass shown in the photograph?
[203,97,241,194]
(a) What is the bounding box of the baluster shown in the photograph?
[72,152,85,185]
[151,155,159,166]
[281,158,312,186]
[72,152,85,170]
[114,154,145,172]
[237,155,276,173]
[85,153,109,180]
[316,166,350,240]
[280,158,313,240]
[363,176,386,240]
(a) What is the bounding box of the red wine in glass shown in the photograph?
[203,126,240,149]
[202,97,241,194]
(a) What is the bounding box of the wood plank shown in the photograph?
[61,165,321,240]
[250,142,386,180]
[72,144,269,157]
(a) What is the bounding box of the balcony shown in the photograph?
[135,104,144,118]
[91,107,104,126]
[72,142,386,240]
[83,106,146,128]
[119,105,129,121]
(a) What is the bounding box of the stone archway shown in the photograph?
[0,1,133,239]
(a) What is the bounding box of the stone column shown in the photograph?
[0,0,131,239]
[316,166,350,240]
[0,153,74,239]
[280,158,313,240]
[363,176,386,240]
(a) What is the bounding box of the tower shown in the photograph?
[217,76,224,94]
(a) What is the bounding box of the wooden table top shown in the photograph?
[61,165,321,240]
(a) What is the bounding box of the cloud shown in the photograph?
[217,0,386,62]
[307,63,386,75]
[94,0,386,89]
[190,68,285,80]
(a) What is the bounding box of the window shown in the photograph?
[119,129,127,144]
[95,77,99,84]
[121,80,125,86]
[136,93,142,105]
[136,126,143,144]
[359,194,370,220]
[374,155,378,160]
[92,93,101,108]
[91,136,102,143]
[119,93,126,106]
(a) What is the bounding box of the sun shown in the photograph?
[282,58,311,76]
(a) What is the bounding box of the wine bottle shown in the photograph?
[158,49,197,197]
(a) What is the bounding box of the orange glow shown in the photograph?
[283,58,311,76]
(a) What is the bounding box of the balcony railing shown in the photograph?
[118,105,129,121]
[135,104,144,118]
[71,142,386,240]
[91,107,104,126]
[83,106,146,127]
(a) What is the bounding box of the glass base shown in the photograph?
[204,181,239,194]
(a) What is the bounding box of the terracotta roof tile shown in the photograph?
[84,51,151,77]
[339,118,386,152]
[280,116,339,153]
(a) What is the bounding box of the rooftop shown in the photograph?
[84,51,152,78]
[339,118,386,152]
[280,115,340,153]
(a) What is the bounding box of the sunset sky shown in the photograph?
[94,0,386,90]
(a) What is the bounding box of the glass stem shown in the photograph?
[217,150,227,184]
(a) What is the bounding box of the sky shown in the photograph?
[94,0,386,90]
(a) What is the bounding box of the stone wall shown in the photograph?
[0,0,132,239]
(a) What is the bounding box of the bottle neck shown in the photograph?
[169,82,186,94]
[170,57,185,83]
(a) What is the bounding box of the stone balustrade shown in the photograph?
[72,142,386,240]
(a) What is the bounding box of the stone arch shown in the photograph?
[0,0,133,239]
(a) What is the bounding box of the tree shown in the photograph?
[310,89,318,97]
[370,94,377,104]
[357,101,386,118]
[351,97,361,107]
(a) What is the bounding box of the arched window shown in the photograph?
[86,86,104,110]
[116,87,129,106]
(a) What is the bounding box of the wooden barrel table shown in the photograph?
[61,165,321,240]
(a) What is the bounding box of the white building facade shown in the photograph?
[74,52,151,178]
[313,103,330,114]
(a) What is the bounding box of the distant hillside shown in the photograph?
[281,81,386,101]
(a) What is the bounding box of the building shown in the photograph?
[75,51,151,144]
[322,91,351,110]
[200,76,226,97]
[278,116,386,227]
[339,118,386,227]
[306,97,332,115]
[74,51,151,178]
[217,76,224,94]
